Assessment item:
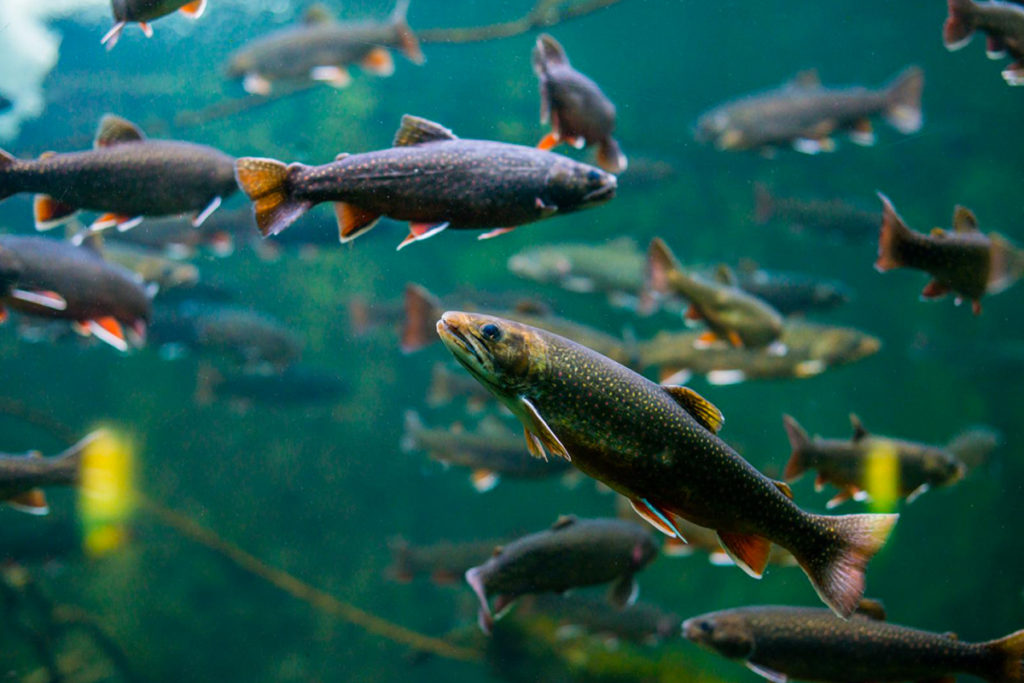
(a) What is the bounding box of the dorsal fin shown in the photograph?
[663,385,724,434]
[491,545,504,557]
[850,414,868,442]
[714,264,737,286]
[38,151,57,160]
[952,206,978,233]
[393,115,457,147]
[943,631,958,640]
[95,115,145,148]
[551,514,576,531]
[855,598,887,621]
[303,3,335,25]
[788,69,821,89]
[774,480,794,499]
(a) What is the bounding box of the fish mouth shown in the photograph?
[436,315,484,366]
[582,178,617,205]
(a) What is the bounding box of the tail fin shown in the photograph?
[645,237,682,297]
[782,415,811,481]
[234,158,310,237]
[875,193,911,272]
[947,426,1002,469]
[534,34,569,70]
[796,513,898,618]
[0,149,17,200]
[753,183,775,224]
[391,0,424,64]
[596,138,627,174]
[985,629,1024,682]
[944,0,976,51]
[884,66,924,134]
[402,283,443,353]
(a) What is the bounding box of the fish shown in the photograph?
[99,242,200,291]
[402,282,635,367]
[0,431,103,515]
[108,207,255,258]
[638,321,881,386]
[234,114,617,248]
[103,0,208,50]
[532,34,626,173]
[944,0,1024,85]
[401,411,572,492]
[754,184,879,246]
[194,364,346,408]
[225,0,424,95]
[732,263,851,316]
[945,426,1003,469]
[782,414,969,507]
[646,238,785,350]
[386,536,511,584]
[876,194,1024,315]
[463,515,657,634]
[0,115,237,234]
[683,603,1024,683]
[426,362,497,412]
[437,312,897,617]
[526,594,681,646]
[695,67,923,154]
[0,235,152,351]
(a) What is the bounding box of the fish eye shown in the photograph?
[699,621,713,634]
[587,169,603,183]
[480,323,502,341]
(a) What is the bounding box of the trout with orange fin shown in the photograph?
[0,115,236,234]
[876,194,1024,315]
[532,34,626,173]
[782,414,968,508]
[436,312,898,618]
[944,0,1024,86]
[103,0,208,49]
[0,236,151,351]
[646,238,784,351]
[234,115,616,249]
[684,603,1024,683]
[226,1,424,95]
[0,432,103,516]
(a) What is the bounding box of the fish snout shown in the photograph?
[582,171,617,205]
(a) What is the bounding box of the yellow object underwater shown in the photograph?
[77,429,136,558]
[864,441,900,513]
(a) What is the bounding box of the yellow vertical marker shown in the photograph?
[864,441,900,513]
[77,429,136,558]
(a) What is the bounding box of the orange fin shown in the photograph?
[9,289,67,311]
[972,299,982,316]
[33,194,78,230]
[537,131,560,151]
[685,306,703,321]
[235,157,310,237]
[727,330,744,348]
[7,488,49,515]
[90,213,143,232]
[309,65,352,89]
[781,415,810,480]
[477,227,516,240]
[875,193,910,272]
[470,469,500,493]
[360,47,395,76]
[334,202,381,243]
[921,279,950,300]
[694,331,722,348]
[0,306,7,324]
[396,222,448,250]
[716,531,771,578]
[179,0,207,18]
[629,497,685,540]
[88,317,128,352]
[662,385,724,433]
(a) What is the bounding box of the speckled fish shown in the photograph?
[782,414,969,507]
[683,603,1024,683]
[945,0,1024,85]
[234,115,617,249]
[0,115,237,234]
[464,516,657,634]
[438,312,897,617]
[403,283,635,366]
[647,238,784,350]
[876,194,1024,315]
[0,432,102,515]
[532,34,626,173]
[527,594,681,646]
[638,321,880,386]
[225,0,424,95]
[103,0,207,49]
[402,411,572,492]
[732,263,851,316]
[387,536,511,584]
[695,67,923,154]
[0,236,151,351]
[754,184,879,245]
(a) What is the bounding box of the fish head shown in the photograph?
[436,311,546,400]
[682,612,754,659]
[923,450,968,486]
[110,0,129,21]
[507,247,573,284]
[543,159,617,213]
[694,109,746,149]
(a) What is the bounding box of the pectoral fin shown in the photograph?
[7,489,49,515]
[628,497,684,540]
[9,289,67,311]
[33,194,78,230]
[746,662,788,683]
[661,385,724,433]
[397,222,449,250]
[310,66,352,88]
[517,396,570,461]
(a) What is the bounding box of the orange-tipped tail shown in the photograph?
[402,283,443,353]
[875,193,911,272]
[944,0,976,51]
[392,0,424,64]
[782,415,811,481]
[884,66,924,134]
[234,158,310,237]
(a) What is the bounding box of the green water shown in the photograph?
[0,1,1022,681]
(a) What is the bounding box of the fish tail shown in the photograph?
[596,138,627,174]
[985,629,1024,682]
[0,148,18,200]
[391,0,424,64]
[402,283,444,353]
[883,66,924,134]
[465,566,493,635]
[386,536,414,583]
[875,192,911,272]
[645,237,683,299]
[944,0,976,51]
[795,512,898,618]
[781,415,810,481]
[234,157,310,237]
[533,34,568,70]
[753,182,775,224]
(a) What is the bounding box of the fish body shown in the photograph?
[0,116,236,233]
[528,594,681,646]
[104,0,207,49]
[683,604,1024,683]
[109,207,254,257]
[734,266,851,316]
[754,184,879,245]
[532,34,626,173]
[782,414,967,507]
[876,194,1024,315]
[647,238,784,349]
[464,516,657,633]
[945,0,1024,85]
[507,238,647,307]
[234,115,616,248]
[0,235,151,350]
[196,364,346,406]
[0,432,101,515]
[438,312,897,617]
[696,68,923,153]
[386,537,509,584]
[225,0,423,94]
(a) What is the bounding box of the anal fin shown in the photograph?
[7,488,49,515]
[716,531,771,578]
[335,202,382,243]
[397,222,449,250]
[628,497,684,540]
[34,194,78,231]
[179,0,207,18]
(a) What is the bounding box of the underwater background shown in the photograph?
[1,1,1022,681]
